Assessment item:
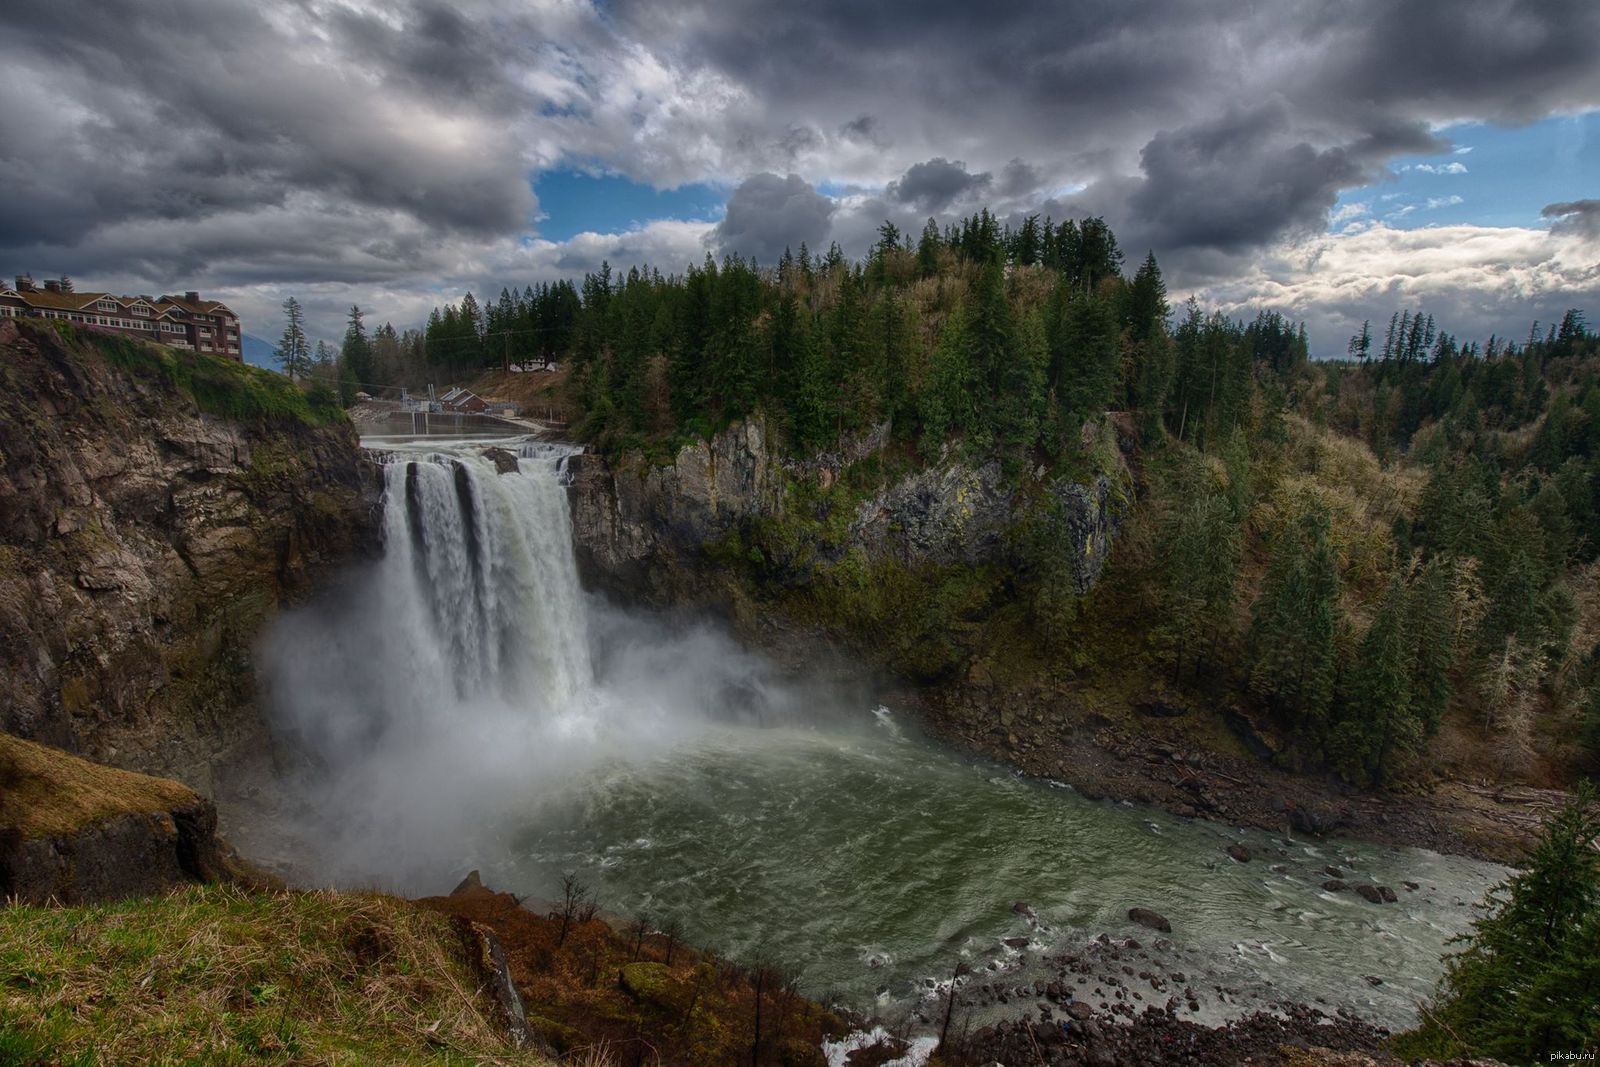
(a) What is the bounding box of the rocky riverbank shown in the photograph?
[905,681,1555,866]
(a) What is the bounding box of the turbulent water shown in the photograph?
[254,435,1504,1032]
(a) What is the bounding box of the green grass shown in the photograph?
[54,323,345,429]
[0,885,542,1066]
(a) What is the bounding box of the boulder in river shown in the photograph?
[1127,907,1172,933]
[1225,844,1252,863]
[483,447,520,474]
[1322,879,1347,892]
[1353,884,1386,904]
[1323,865,1343,878]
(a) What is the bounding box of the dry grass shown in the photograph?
[418,886,846,1066]
[1257,415,1425,607]
[0,883,548,1066]
[0,733,198,839]
[465,365,578,425]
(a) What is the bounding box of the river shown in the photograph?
[247,434,1504,1033]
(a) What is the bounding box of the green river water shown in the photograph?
[501,710,1501,1030]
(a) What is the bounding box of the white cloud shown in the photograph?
[1426,194,1465,209]
[1406,161,1469,174]
[1330,201,1371,224]
[1192,220,1600,354]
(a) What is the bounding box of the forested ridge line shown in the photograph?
[289,208,1600,793]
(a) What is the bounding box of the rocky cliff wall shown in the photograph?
[565,415,1125,672]
[0,320,380,791]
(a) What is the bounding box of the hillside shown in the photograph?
[451,214,1600,856]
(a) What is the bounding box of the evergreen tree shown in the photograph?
[1400,784,1600,1061]
[916,217,942,278]
[1331,576,1420,785]
[1053,291,1121,427]
[341,305,373,391]
[1161,486,1243,678]
[274,296,311,381]
[919,304,975,456]
[1249,508,1342,744]
[1407,557,1457,736]
[1125,252,1168,344]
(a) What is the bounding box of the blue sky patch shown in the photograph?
[1333,112,1598,232]
[533,169,727,241]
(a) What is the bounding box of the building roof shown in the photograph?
[157,295,235,317]
[4,282,237,324]
[0,289,109,312]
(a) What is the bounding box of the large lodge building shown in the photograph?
[0,274,241,360]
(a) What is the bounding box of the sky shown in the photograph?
[2,1,1598,359]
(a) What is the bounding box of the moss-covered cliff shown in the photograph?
[0,320,379,791]
[566,413,1129,681]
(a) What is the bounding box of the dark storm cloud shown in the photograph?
[1544,200,1600,240]
[0,0,543,284]
[995,160,1047,200]
[4,0,1599,344]
[712,173,837,262]
[1125,101,1366,253]
[614,0,1600,261]
[886,158,992,213]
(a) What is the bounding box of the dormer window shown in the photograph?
[96,298,119,312]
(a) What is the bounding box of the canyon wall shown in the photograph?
[0,320,380,792]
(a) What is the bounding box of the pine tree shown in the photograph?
[995,307,1046,463]
[1125,252,1168,344]
[274,296,311,381]
[1348,320,1372,361]
[916,217,942,278]
[1400,783,1600,1061]
[1249,508,1342,743]
[1407,557,1457,736]
[1331,576,1419,785]
[919,304,975,457]
[1162,487,1243,678]
[1054,291,1121,427]
[341,305,373,392]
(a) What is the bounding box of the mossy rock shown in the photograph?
[618,961,693,1015]
[526,1014,583,1052]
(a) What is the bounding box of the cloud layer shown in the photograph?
[2,0,1597,350]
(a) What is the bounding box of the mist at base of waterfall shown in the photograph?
[251,437,865,888]
[243,436,1502,1032]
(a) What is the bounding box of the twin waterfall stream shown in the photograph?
[245,434,1504,1039]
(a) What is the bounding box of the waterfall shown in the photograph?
[255,433,819,887]
[379,446,591,713]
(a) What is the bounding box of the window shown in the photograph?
[133,305,150,317]
[97,299,118,312]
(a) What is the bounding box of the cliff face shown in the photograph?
[566,415,1124,671]
[0,320,380,791]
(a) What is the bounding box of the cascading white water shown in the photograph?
[377,447,591,716]
[254,436,656,885]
